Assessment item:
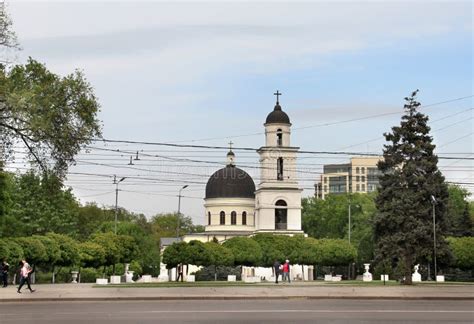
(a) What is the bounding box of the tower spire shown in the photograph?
[227,141,235,166]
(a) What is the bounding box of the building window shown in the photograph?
[361,167,365,174]
[208,212,211,225]
[356,184,360,192]
[277,129,283,146]
[220,211,225,225]
[356,176,360,182]
[361,183,366,192]
[356,167,360,174]
[324,186,327,192]
[231,211,237,225]
[324,177,327,183]
[361,176,365,182]
[277,157,284,180]
[242,211,247,225]
[275,200,287,230]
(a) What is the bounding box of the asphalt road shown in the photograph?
[1,299,473,324]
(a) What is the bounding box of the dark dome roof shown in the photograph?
[265,103,290,124]
[205,165,255,199]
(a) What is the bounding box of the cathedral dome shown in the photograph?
[205,165,255,199]
[265,102,290,124]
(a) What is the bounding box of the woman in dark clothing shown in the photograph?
[1,260,9,287]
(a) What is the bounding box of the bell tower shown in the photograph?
[254,91,303,234]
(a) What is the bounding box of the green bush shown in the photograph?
[79,268,102,283]
[193,266,241,281]
[447,237,474,270]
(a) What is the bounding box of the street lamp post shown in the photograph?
[431,195,437,280]
[348,203,351,244]
[176,185,189,239]
[114,176,126,235]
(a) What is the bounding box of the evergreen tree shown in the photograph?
[374,90,449,285]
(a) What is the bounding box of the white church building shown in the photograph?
[160,94,313,282]
[184,93,304,243]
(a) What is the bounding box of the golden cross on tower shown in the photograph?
[273,90,282,103]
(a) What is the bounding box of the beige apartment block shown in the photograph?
[315,156,383,199]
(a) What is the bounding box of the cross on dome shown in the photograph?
[273,90,282,104]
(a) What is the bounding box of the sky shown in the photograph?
[6,0,473,224]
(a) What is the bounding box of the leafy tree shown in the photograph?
[318,239,357,266]
[116,235,139,264]
[0,168,13,237]
[204,242,234,281]
[151,213,202,241]
[222,236,262,267]
[14,237,47,267]
[0,239,23,264]
[46,233,80,268]
[446,185,473,237]
[31,235,61,269]
[162,241,189,270]
[0,58,102,177]
[78,241,106,269]
[252,234,285,267]
[374,90,449,285]
[186,240,211,267]
[91,232,121,274]
[2,171,80,237]
[0,1,20,62]
[447,237,474,270]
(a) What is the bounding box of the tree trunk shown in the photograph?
[301,264,305,281]
[112,264,116,275]
[52,265,55,284]
[403,255,413,285]
[214,265,217,281]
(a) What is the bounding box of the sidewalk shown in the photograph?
[1,283,473,302]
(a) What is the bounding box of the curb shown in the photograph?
[1,296,473,302]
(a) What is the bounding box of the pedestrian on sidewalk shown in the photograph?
[17,260,35,293]
[273,260,281,283]
[176,264,183,282]
[1,260,9,287]
[282,260,291,283]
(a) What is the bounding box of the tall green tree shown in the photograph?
[2,171,80,237]
[0,1,20,63]
[446,185,473,237]
[0,58,102,177]
[374,90,449,285]
[151,213,202,241]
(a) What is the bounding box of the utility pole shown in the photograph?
[114,175,126,235]
[431,195,437,280]
[176,185,189,239]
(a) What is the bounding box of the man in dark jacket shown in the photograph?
[273,260,281,284]
[1,260,9,287]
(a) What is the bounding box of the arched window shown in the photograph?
[242,211,247,225]
[220,211,225,225]
[277,157,284,180]
[208,212,211,225]
[275,200,287,230]
[277,129,283,146]
[356,167,360,174]
[231,211,237,225]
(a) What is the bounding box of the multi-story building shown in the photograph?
[315,156,383,199]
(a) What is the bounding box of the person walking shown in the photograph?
[1,260,9,287]
[273,260,281,284]
[282,259,291,283]
[17,260,35,293]
[176,264,183,282]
